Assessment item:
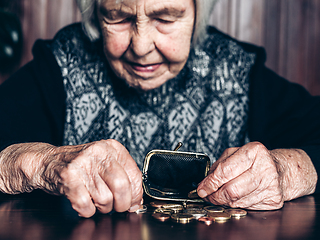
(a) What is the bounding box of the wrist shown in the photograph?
[271,149,317,202]
[0,142,56,194]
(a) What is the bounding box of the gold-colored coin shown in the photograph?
[152,212,171,222]
[225,209,247,218]
[206,212,231,222]
[204,205,225,213]
[161,203,183,209]
[135,205,147,214]
[188,189,200,199]
[154,208,173,215]
[171,213,194,224]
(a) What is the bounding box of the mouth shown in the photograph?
[129,62,162,72]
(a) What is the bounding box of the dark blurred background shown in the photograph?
[0,0,319,95]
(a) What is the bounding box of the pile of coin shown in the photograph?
[148,201,247,225]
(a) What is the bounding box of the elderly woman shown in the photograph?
[0,0,319,218]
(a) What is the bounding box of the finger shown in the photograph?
[124,163,143,209]
[228,187,284,210]
[205,168,259,206]
[60,167,96,218]
[64,182,96,218]
[88,174,114,214]
[228,179,284,210]
[198,143,262,198]
[206,166,284,210]
[105,140,143,209]
[100,159,132,212]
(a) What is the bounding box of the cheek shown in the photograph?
[103,32,130,59]
[157,36,191,62]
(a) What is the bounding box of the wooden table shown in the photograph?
[0,191,319,240]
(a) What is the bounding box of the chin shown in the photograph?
[126,77,170,92]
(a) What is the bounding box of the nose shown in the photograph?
[130,24,155,57]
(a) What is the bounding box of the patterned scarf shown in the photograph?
[50,24,255,169]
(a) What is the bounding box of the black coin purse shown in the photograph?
[142,144,210,202]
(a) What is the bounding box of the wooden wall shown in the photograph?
[211,0,320,95]
[1,0,320,95]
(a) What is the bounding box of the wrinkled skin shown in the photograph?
[197,142,317,210]
[0,140,143,218]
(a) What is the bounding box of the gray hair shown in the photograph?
[75,0,217,46]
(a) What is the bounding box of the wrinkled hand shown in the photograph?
[197,142,317,210]
[40,139,143,217]
[0,139,144,217]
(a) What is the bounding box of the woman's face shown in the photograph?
[98,0,195,91]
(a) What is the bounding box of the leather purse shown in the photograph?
[142,144,210,202]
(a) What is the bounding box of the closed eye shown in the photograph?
[155,18,175,24]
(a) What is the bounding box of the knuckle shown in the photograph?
[249,141,268,153]
[86,141,109,155]
[60,165,77,183]
[215,162,231,182]
[203,173,220,192]
[113,178,130,194]
[104,139,121,148]
[224,184,241,201]
[95,191,113,206]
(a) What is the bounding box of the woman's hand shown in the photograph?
[197,142,317,210]
[0,139,143,218]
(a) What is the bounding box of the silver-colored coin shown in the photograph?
[135,205,147,214]
[183,208,207,219]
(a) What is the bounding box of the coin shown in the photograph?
[161,204,183,213]
[188,189,200,199]
[204,206,225,213]
[206,212,231,222]
[135,205,147,214]
[183,208,207,219]
[161,203,183,209]
[152,212,171,222]
[225,209,247,218]
[169,206,184,213]
[171,213,194,224]
[198,216,214,226]
[154,208,173,215]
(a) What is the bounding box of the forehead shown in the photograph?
[99,0,191,13]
